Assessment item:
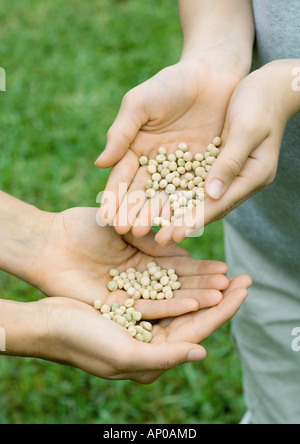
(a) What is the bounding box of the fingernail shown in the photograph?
[206,179,224,200]
[187,349,205,362]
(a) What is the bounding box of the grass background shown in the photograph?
[0,0,245,424]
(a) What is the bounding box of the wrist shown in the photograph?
[258,60,300,122]
[0,192,55,285]
[0,299,49,358]
[180,43,253,81]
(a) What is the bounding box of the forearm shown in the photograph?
[0,299,47,357]
[179,0,255,77]
[0,191,54,284]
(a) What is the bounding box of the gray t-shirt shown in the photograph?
[226,0,300,275]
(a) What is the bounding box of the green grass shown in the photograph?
[0,0,245,424]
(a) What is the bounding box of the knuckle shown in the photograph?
[223,156,242,178]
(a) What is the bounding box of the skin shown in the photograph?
[157,60,300,244]
[95,0,255,239]
[0,192,252,382]
[0,273,250,385]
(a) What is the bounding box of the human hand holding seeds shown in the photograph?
[28,206,230,320]
[156,60,300,245]
[32,272,251,383]
[96,59,241,236]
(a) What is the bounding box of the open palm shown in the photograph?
[30,207,230,320]
[40,273,251,383]
[96,60,240,237]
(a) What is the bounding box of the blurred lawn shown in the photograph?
[0,0,245,424]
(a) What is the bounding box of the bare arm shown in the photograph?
[179,0,255,77]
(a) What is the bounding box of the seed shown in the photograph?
[148,165,157,174]
[152,173,161,182]
[140,321,153,332]
[162,219,171,227]
[157,292,165,300]
[180,179,188,189]
[156,154,166,164]
[140,276,150,288]
[194,176,203,186]
[100,304,111,314]
[165,291,174,299]
[135,333,144,342]
[160,275,169,286]
[111,303,119,312]
[178,143,188,152]
[159,179,168,189]
[93,300,103,310]
[150,290,158,299]
[126,287,136,297]
[139,156,149,166]
[169,161,178,172]
[165,184,176,194]
[109,269,119,278]
[206,156,216,165]
[177,158,186,168]
[193,161,201,170]
[166,173,175,183]
[132,311,142,322]
[125,299,135,308]
[185,173,195,181]
[185,161,193,171]
[167,153,177,162]
[161,168,170,178]
[183,152,193,162]
[171,281,181,290]
[158,146,167,155]
[128,327,137,337]
[195,167,205,177]
[108,281,118,291]
[117,317,126,326]
[175,150,184,159]
[172,177,181,187]
[145,180,153,190]
[146,188,156,199]
[142,331,153,343]
[195,153,204,162]
[142,289,150,299]
[208,146,220,157]
[152,181,160,191]
[177,166,185,175]
[206,165,211,172]
[213,136,222,147]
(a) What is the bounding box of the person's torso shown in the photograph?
[227,0,300,274]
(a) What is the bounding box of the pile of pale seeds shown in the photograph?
[93,262,181,343]
[140,138,222,226]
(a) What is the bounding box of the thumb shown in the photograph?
[123,229,190,257]
[95,90,148,169]
[205,122,266,200]
[132,342,207,371]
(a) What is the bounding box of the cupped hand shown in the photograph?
[156,60,298,245]
[96,59,240,237]
[30,207,230,319]
[38,273,251,384]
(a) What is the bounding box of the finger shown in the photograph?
[154,256,228,276]
[98,151,139,225]
[168,281,250,344]
[95,90,148,168]
[128,341,207,372]
[123,229,190,258]
[205,120,267,200]
[131,191,167,238]
[174,289,223,309]
[179,274,229,291]
[114,167,149,235]
[156,155,268,246]
[104,290,199,320]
